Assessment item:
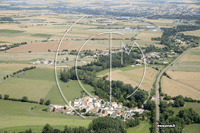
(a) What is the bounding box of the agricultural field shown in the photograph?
[161,76,200,100]
[170,47,200,72]
[183,124,200,133]
[181,29,200,37]
[0,100,93,132]
[127,121,150,133]
[167,71,200,91]
[165,47,200,99]
[0,63,36,80]
[97,66,158,91]
[0,68,95,103]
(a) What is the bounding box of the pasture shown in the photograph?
[97,66,158,91]
[0,68,95,103]
[183,124,200,133]
[127,121,150,133]
[170,47,200,72]
[0,100,93,132]
[161,76,200,100]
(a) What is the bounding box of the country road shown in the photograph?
[155,47,192,133]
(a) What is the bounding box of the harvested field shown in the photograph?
[98,67,158,91]
[5,41,107,52]
[167,71,200,91]
[181,29,200,37]
[135,31,162,41]
[161,76,200,100]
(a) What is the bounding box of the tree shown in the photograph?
[42,124,53,133]
[45,100,51,106]
[53,107,56,112]
[22,96,28,102]
[0,94,2,99]
[40,98,45,105]
[4,94,9,100]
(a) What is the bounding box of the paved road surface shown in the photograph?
[155,47,192,133]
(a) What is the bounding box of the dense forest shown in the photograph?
[60,51,148,108]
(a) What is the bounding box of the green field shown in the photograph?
[0,100,93,132]
[0,68,95,104]
[170,48,200,72]
[31,33,52,38]
[183,124,200,133]
[0,29,24,34]
[127,121,150,133]
[169,102,200,115]
[170,61,200,72]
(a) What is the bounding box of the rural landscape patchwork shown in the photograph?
[0,0,200,133]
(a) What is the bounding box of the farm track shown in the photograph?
[156,47,192,133]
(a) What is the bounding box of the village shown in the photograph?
[48,96,147,120]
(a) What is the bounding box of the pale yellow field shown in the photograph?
[136,31,162,41]
[179,54,200,62]
[167,71,200,91]
[5,41,107,53]
[181,29,200,37]
[98,67,158,91]
[144,19,174,24]
[161,76,200,100]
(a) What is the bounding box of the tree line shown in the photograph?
[3,66,36,80]
[0,94,51,106]
[7,117,141,133]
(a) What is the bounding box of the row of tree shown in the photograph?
[0,94,51,105]
[11,117,141,133]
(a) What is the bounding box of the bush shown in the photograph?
[22,96,28,102]
[0,94,2,99]
[4,94,9,100]
[39,98,45,105]
[44,100,51,106]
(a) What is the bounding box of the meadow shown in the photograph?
[127,121,150,133]
[169,102,200,115]
[183,124,200,133]
[0,100,93,132]
[0,68,95,103]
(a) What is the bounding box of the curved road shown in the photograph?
[155,47,192,133]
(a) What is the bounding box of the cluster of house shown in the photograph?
[32,59,54,65]
[151,95,174,104]
[48,96,146,120]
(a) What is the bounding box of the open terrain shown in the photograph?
[0,68,95,104]
[167,71,200,91]
[127,121,150,133]
[161,76,200,100]
[97,66,158,91]
[0,100,93,132]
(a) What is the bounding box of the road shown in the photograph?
[155,47,192,133]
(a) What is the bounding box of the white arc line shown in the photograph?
[55,15,86,119]
[126,41,146,98]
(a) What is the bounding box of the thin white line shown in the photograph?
[75,35,96,98]
[126,41,146,98]
[56,66,69,68]
[110,32,112,104]
[54,15,86,119]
